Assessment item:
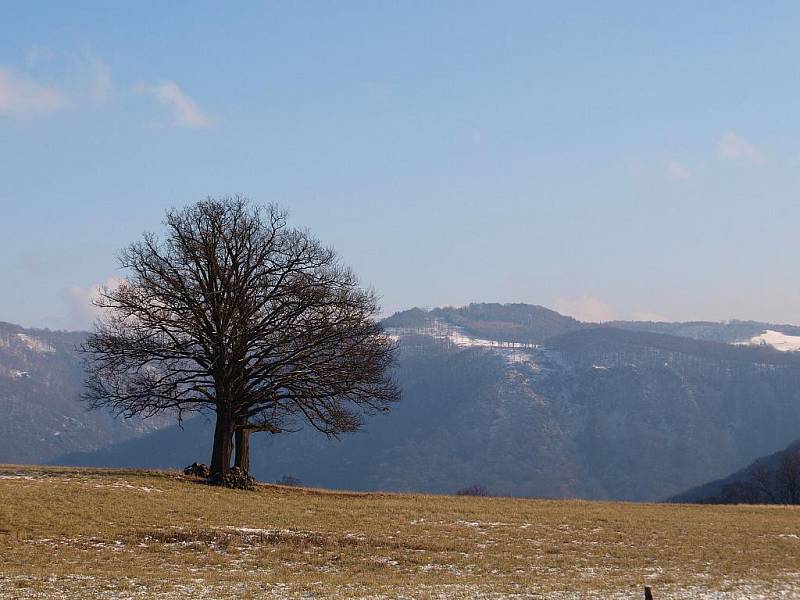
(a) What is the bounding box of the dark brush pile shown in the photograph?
[455,484,489,497]
[183,462,210,478]
[210,467,257,490]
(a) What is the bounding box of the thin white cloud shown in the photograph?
[668,160,691,180]
[90,58,112,106]
[0,66,68,116]
[26,45,55,67]
[142,80,213,128]
[63,277,123,329]
[554,294,614,323]
[717,132,765,164]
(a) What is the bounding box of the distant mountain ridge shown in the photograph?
[385,303,800,350]
[608,318,800,346]
[41,303,800,501]
[383,303,583,344]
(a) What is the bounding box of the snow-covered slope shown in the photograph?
[740,330,800,352]
[386,320,537,365]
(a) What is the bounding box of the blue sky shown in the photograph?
[2,2,800,329]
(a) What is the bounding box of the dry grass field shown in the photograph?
[1,465,798,599]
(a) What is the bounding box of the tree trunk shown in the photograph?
[210,412,234,478]
[234,428,251,473]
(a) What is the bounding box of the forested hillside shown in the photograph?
[670,439,800,504]
[0,322,168,463]
[51,304,800,501]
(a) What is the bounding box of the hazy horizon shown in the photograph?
[3,2,800,329]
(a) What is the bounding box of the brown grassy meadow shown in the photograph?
[1,465,798,598]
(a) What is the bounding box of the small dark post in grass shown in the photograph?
[644,586,654,600]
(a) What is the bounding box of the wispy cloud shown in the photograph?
[26,45,56,67]
[554,294,614,323]
[6,51,213,127]
[668,160,691,180]
[63,277,123,329]
[717,132,766,164]
[0,67,68,116]
[90,58,112,106]
[141,80,213,128]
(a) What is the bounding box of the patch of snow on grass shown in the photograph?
[232,527,271,534]
[455,520,510,528]
[93,481,163,493]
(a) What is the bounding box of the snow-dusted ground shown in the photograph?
[2,577,799,599]
[739,330,800,352]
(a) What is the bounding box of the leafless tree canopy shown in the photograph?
[82,196,399,477]
[700,451,800,505]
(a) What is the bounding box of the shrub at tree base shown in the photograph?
[183,463,210,478]
[455,484,489,497]
[276,475,302,486]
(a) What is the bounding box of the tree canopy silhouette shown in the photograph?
[83,197,399,480]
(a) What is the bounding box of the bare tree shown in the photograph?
[455,484,489,497]
[749,463,778,503]
[276,474,302,486]
[775,452,800,504]
[82,197,399,480]
[712,452,800,505]
[233,420,280,473]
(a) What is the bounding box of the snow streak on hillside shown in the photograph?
[15,333,56,353]
[386,321,538,365]
[0,332,56,353]
[739,330,800,352]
